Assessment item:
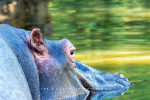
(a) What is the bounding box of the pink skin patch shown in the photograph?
[35,55,56,75]
[26,28,50,74]
[30,29,48,56]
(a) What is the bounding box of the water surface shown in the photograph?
[91,64,150,100]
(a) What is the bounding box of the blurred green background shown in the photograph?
[1,0,150,100]
[49,0,150,51]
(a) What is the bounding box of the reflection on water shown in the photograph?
[0,0,53,36]
[49,0,150,52]
[86,91,124,100]
[62,90,126,100]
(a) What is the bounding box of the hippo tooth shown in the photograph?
[119,74,124,78]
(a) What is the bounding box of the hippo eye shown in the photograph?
[70,51,74,55]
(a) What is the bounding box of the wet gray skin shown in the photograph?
[0,25,130,100]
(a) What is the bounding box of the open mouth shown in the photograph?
[79,78,93,91]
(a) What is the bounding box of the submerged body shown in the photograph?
[0,25,130,100]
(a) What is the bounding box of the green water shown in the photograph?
[92,64,150,100]
[49,0,150,52]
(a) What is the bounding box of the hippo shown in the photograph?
[0,24,130,100]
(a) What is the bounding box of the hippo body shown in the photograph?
[0,37,32,100]
[0,25,40,100]
[0,25,130,100]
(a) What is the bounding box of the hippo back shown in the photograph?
[0,25,40,100]
[0,37,32,100]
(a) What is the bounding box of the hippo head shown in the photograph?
[26,29,130,99]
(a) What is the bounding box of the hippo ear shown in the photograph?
[30,29,48,56]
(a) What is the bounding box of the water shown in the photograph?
[49,0,150,52]
[91,64,150,100]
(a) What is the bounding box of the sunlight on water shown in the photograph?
[76,50,150,67]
